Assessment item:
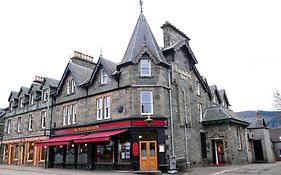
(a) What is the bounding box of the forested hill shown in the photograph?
[237,111,281,128]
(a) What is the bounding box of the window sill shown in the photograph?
[139,75,153,79]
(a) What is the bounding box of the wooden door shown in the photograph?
[139,141,158,171]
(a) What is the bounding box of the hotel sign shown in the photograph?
[74,125,99,132]
[2,136,49,144]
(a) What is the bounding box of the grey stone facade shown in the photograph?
[1,10,250,172]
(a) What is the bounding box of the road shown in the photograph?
[1,162,281,175]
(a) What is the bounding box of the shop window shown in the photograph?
[66,144,75,163]
[53,145,63,163]
[40,146,45,161]
[27,142,34,161]
[118,140,131,163]
[78,143,87,163]
[14,144,20,160]
[3,145,8,161]
[96,142,113,163]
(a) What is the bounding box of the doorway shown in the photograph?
[253,140,264,161]
[139,141,158,171]
[212,140,224,165]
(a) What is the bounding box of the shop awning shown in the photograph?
[36,134,86,146]
[74,129,127,143]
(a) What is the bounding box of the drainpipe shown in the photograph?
[168,69,175,157]
[182,90,189,164]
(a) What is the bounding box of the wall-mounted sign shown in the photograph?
[159,144,165,152]
[132,142,139,157]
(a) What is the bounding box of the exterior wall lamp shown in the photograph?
[144,115,154,126]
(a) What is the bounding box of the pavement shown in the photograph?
[1,162,281,175]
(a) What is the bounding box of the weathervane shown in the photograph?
[139,0,143,13]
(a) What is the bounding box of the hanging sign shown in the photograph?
[132,142,139,157]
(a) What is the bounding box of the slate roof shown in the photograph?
[28,83,41,94]
[219,89,231,106]
[248,111,268,129]
[8,91,18,101]
[17,87,29,97]
[209,85,222,103]
[203,106,249,126]
[119,13,169,67]
[269,128,281,142]
[43,77,59,88]
[56,62,93,94]
[85,57,117,85]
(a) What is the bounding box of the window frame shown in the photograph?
[97,98,103,120]
[41,110,47,129]
[7,119,11,134]
[28,113,33,131]
[30,92,35,105]
[140,60,151,76]
[63,106,67,125]
[140,91,153,115]
[196,81,201,96]
[71,79,76,93]
[104,96,111,119]
[236,126,242,150]
[101,69,108,84]
[67,105,72,125]
[198,103,203,122]
[72,103,77,124]
[19,97,24,108]
[42,88,49,102]
[17,117,21,132]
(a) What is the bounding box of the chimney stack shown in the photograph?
[70,51,96,69]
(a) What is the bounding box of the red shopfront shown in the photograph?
[38,118,168,171]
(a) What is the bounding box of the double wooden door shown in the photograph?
[139,141,158,171]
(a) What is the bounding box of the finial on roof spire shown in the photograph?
[139,0,143,13]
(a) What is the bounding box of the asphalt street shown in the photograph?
[1,162,281,175]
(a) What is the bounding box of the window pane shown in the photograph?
[141,91,153,114]
[96,142,113,162]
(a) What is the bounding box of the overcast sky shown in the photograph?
[0,0,281,112]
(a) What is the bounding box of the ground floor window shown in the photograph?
[27,142,34,161]
[77,143,87,163]
[118,140,130,163]
[39,146,45,161]
[3,144,8,161]
[53,145,63,163]
[14,144,20,161]
[66,144,75,163]
[96,141,113,163]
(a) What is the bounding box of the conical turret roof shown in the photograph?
[119,13,168,66]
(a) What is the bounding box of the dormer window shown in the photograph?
[101,69,108,84]
[213,96,217,104]
[67,79,76,95]
[30,92,35,105]
[19,97,24,108]
[140,60,151,76]
[42,88,49,102]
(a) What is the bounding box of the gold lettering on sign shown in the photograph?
[173,64,191,80]
[74,125,99,132]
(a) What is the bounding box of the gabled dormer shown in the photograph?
[40,77,59,103]
[8,91,18,111]
[219,89,231,108]
[84,56,118,93]
[17,87,29,109]
[209,85,222,106]
[28,76,44,106]
[56,53,94,102]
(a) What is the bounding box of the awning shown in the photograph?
[74,129,127,143]
[36,134,86,146]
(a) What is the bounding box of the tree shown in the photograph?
[273,89,281,110]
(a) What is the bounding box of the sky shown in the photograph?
[0,0,281,112]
